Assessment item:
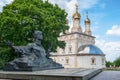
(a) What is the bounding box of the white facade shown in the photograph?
[52,55,105,68]
[51,4,106,69]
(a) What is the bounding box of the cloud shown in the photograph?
[47,0,77,19]
[106,25,120,36]
[96,39,120,62]
[0,0,14,11]
[78,0,98,10]
[47,0,98,23]
[0,1,5,11]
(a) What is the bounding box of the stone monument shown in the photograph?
[3,30,63,71]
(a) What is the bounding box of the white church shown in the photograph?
[51,4,106,69]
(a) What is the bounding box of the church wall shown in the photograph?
[78,34,95,46]
[77,56,106,68]
[51,55,76,68]
[58,33,95,55]
[59,35,79,55]
[51,55,106,69]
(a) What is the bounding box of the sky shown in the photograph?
[0,0,120,62]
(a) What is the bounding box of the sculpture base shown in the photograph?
[0,68,102,80]
[4,66,63,71]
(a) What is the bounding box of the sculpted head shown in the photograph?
[33,30,43,40]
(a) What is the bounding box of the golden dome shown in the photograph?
[85,12,90,23]
[72,4,81,19]
[85,18,90,23]
[72,12,81,19]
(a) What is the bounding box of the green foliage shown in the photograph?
[113,57,120,67]
[106,61,113,67]
[0,47,17,69]
[106,56,120,67]
[0,0,69,69]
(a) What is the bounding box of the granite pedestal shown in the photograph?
[0,68,101,80]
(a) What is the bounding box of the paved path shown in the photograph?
[90,71,120,80]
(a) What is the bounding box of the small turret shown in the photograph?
[84,12,91,35]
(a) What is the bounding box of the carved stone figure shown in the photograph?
[4,31,63,71]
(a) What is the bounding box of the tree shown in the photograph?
[0,0,69,69]
[113,57,120,67]
[106,61,113,67]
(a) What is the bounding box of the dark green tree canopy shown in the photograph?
[106,56,120,67]
[106,61,113,67]
[0,0,69,50]
[0,0,69,69]
[114,57,120,67]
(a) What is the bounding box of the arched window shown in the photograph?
[91,57,96,65]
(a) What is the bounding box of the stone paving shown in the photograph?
[90,71,120,80]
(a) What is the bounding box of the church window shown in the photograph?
[65,57,69,64]
[92,59,95,63]
[91,57,96,65]
[68,45,72,53]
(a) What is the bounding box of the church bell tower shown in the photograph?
[71,4,82,33]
